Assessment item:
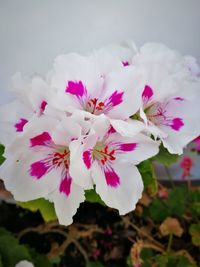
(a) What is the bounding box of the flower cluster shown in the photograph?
[0,42,200,225]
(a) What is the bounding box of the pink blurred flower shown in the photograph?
[180,156,193,179]
[158,187,168,199]
[193,136,200,151]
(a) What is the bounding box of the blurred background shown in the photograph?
[0,0,200,104]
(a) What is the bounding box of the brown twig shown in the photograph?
[126,219,164,249]
[72,239,89,263]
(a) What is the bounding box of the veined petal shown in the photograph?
[59,173,72,197]
[102,67,143,119]
[69,139,94,189]
[50,53,103,96]
[65,80,86,97]
[142,85,154,104]
[30,132,52,147]
[104,165,120,187]
[157,86,200,154]
[106,132,159,165]
[48,181,85,226]
[0,100,32,145]
[91,161,143,215]
[0,154,60,201]
[15,118,28,132]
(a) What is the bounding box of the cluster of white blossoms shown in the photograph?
[0,42,200,225]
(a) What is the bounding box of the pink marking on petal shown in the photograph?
[30,132,52,147]
[119,143,137,152]
[65,81,86,97]
[83,150,92,169]
[40,100,47,113]
[108,90,124,107]
[29,160,50,179]
[122,61,130,67]
[108,126,116,134]
[174,97,184,101]
[193,136,200,151]
[104,167,120,188]
[142,85,154,103]
[59,175,72,196]
[171,118,184,131]
[14,118,28,132]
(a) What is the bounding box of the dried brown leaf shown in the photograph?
[159,217,183,237]
[139,192,152,207]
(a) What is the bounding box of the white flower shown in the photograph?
[138,78,200,154]
[0,73,53,145]
[184,55,200,77]
[69,117,159,215]
[0,115,85,225]
[120,43,200,154]
[48,51,143,122]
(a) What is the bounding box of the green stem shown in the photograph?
[167,233,173,254]
[164,165,175,189]
[187,174,192,191]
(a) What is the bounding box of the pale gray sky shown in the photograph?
[0,0,200,104]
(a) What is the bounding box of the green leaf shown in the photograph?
[137,160,158,196]
[126,256,133,267]
[0,228,32,267]
[167,186,187,217]
[0,144,5,165]
[28,248,52,267]
[0,255,3,267]
[140,248,154,267]
[17,198,57,222]
[192,202,200,216]
[155,254,196,267]
[149,198,169,223]
[155,254,168,267]
[189,223,200,246]
[188,190,200,217]
[85,189,105,205]
[151,144,179,166]
[86,262,104,267]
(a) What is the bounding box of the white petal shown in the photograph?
[90,41,137,67]
[103,67,143,119]
[4,115,59,159]
[0,154,60,201]
[48,90,82,113]
[88,48,123,74]
[91,161,143,215]
[161,89,200,154]
[52,117,81,146]
[90,115,110,139]
[107,132,159,164]
[12,72,51,112]
[110,119,145,137]
[15,260,34,267]
[0,100,32,145]
[50,53,103,97]
[48,182,85,226]
[69,139,95,189]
